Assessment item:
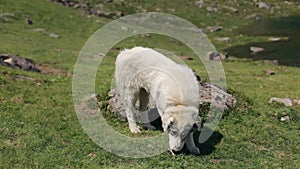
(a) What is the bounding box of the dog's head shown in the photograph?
[162,106,201,152]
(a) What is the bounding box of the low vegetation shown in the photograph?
[0,0,299,168]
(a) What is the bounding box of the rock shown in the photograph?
[291,99,300,105]
[223,5,238,13]
[0,12,14,23]
[268,37,289,42]
[100,12,119,18]
[214,37,230,42]
[195,0,205,8]
[206,6,218,13]
[179,56,193,60]
[269,98,300,107]
[280,115,290,122]
[105,73,237,120]
[25,18,33,24]
[51,0,123,19]
[250,46,264,53]
[268,37,281,42]
[257,2,270,9]
[33,28,60,38]
[263,69,275,75]
[206,26,223,32]
[87,153,97,157]
[246,14,262,21]
[0,54,40,72]
[284,1,293,5]
[14,75,35,81]
[73,4,80,9]
[115,11,124,17]
[207,52,228,61]
[47,32,60,38]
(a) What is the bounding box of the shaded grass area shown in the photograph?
[0,0,299,168]
[226,15,300,67]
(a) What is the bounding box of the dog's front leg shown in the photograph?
[186,132,200,154]
[125,92,141,133]
[126,108,141,133]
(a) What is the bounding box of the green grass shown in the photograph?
[1,0,300,168]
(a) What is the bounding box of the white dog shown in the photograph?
[115,47,201,154]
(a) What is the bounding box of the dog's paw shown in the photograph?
[189,147,200,155]
[130,127,141,133]
[129,122,141,133]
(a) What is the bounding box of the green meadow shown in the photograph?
[0,0,299,168]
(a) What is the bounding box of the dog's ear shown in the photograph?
[163,116,174,132]
[167,120,174,130]
[166,119,178,136]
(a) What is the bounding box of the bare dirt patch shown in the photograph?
[36,64,71,77]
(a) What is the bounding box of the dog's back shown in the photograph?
[115,46,199,107]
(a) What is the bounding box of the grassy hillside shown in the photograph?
[0,0,299,168]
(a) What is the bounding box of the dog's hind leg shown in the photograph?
[139,88,156,130]
[125,91,141,133]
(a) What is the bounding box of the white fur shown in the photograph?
[115,47,200,154]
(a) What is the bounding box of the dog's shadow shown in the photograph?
[149,115,223,156]
[194,127,223,156]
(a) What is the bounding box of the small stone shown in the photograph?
[25,18,33,24]
[3,57,13,65]
[269,98,294,107]
[284,1,293,5]
[195,0,205,8]
[250,46,264,53]
[215,37,230,42]
[246,14,263,21]
[206,6,218,13]
[263,69,275,75]
[223,5,238,13]
[47,32,60,38]
[268,37,289,42]
[115,11,124,17]
[179,56,193,60]
[268,37,281,42]
[87,153,97,157]
[206,26,223,32]
[280,115,290,122]
[257,2,270,9]
[207,52,228,61]
[291,99,300,105]
[73,4,80,9]
[0,54,40,72]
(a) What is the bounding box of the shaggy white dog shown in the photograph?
[115,47,201,154]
